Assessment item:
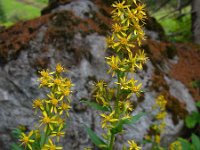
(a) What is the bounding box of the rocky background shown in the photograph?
[0,0,200,149]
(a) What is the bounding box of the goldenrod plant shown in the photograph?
[82,0,148,149]
[12,64,73,150]
[144,95,167,150]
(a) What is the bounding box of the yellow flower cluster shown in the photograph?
[128,140,141,150]
[95,0,147,129]
[19,64,73,150]
[144,95,167,149]
[92,0,147,149]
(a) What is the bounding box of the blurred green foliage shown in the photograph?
[153,6,191,42]
[178,134,200,150]
[185,102,200,129]
[0,0,47,27]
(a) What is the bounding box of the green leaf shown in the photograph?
[11,128,22,139]
[111,112,145,134]
[196,101,200,108]
[84,125,107,149]
[11,143,23,150]
[81,99,110,112]
[185,112,200,128]
[178,138,192,150]
[192,134,200,150]
[39,133,46,148]
[123,112,146,124]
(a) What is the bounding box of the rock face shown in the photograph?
[0,0,199,149]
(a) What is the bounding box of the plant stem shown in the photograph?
[116,73,120,117]
[42,126,49,147]
[108,133,115,150]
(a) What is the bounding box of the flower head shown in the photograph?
[42,139,62,150]
[100,111,118,128]
[128,140,141,150]
[19,130,35,150]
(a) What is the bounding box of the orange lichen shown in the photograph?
[170,43,200,101]
[0,14,51,63]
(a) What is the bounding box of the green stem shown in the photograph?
[41,126,49,147]
[115,73,120,117]
[108,133,115,150]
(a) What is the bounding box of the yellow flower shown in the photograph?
[95,80,107,91]
[42,139,62,150]
[112,1,128,10]
[136,50,148,65]
[115,77,131,90]
[39,69,51,78]
[19,130,34,150]
[106,56,125,76]
[32,98,44,110]
[47,93,62,113]
[134,3,146,18]
[155,95,167,111]
[56,63,65,73]
[155,111,167,120]
[100,111,118,128]
[120,100,133,112]
[62,88,71,96]
[39,78,49,87]
[39,111,56,131]
[55,117,65,129]
[53,78,62,87]
[112,1,130,17]
[114,34,135,53]
[112,23,128,36]
[106,36,115,48]
[155,135,161,144]
[59,102,71,115]
[169,141,182,150]
[130,82,142,96]
[65,79,73,87]
[128,140,141,150]
[51,126,65,142]
[94,91,109,106]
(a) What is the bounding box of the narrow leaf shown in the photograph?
[84,125,107,148]
[81,99,110,112]
[40,133,46,148]
[11,143,23,150]
[111,112,145,134]
[123,112,146,125]
[11,128,22,139]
